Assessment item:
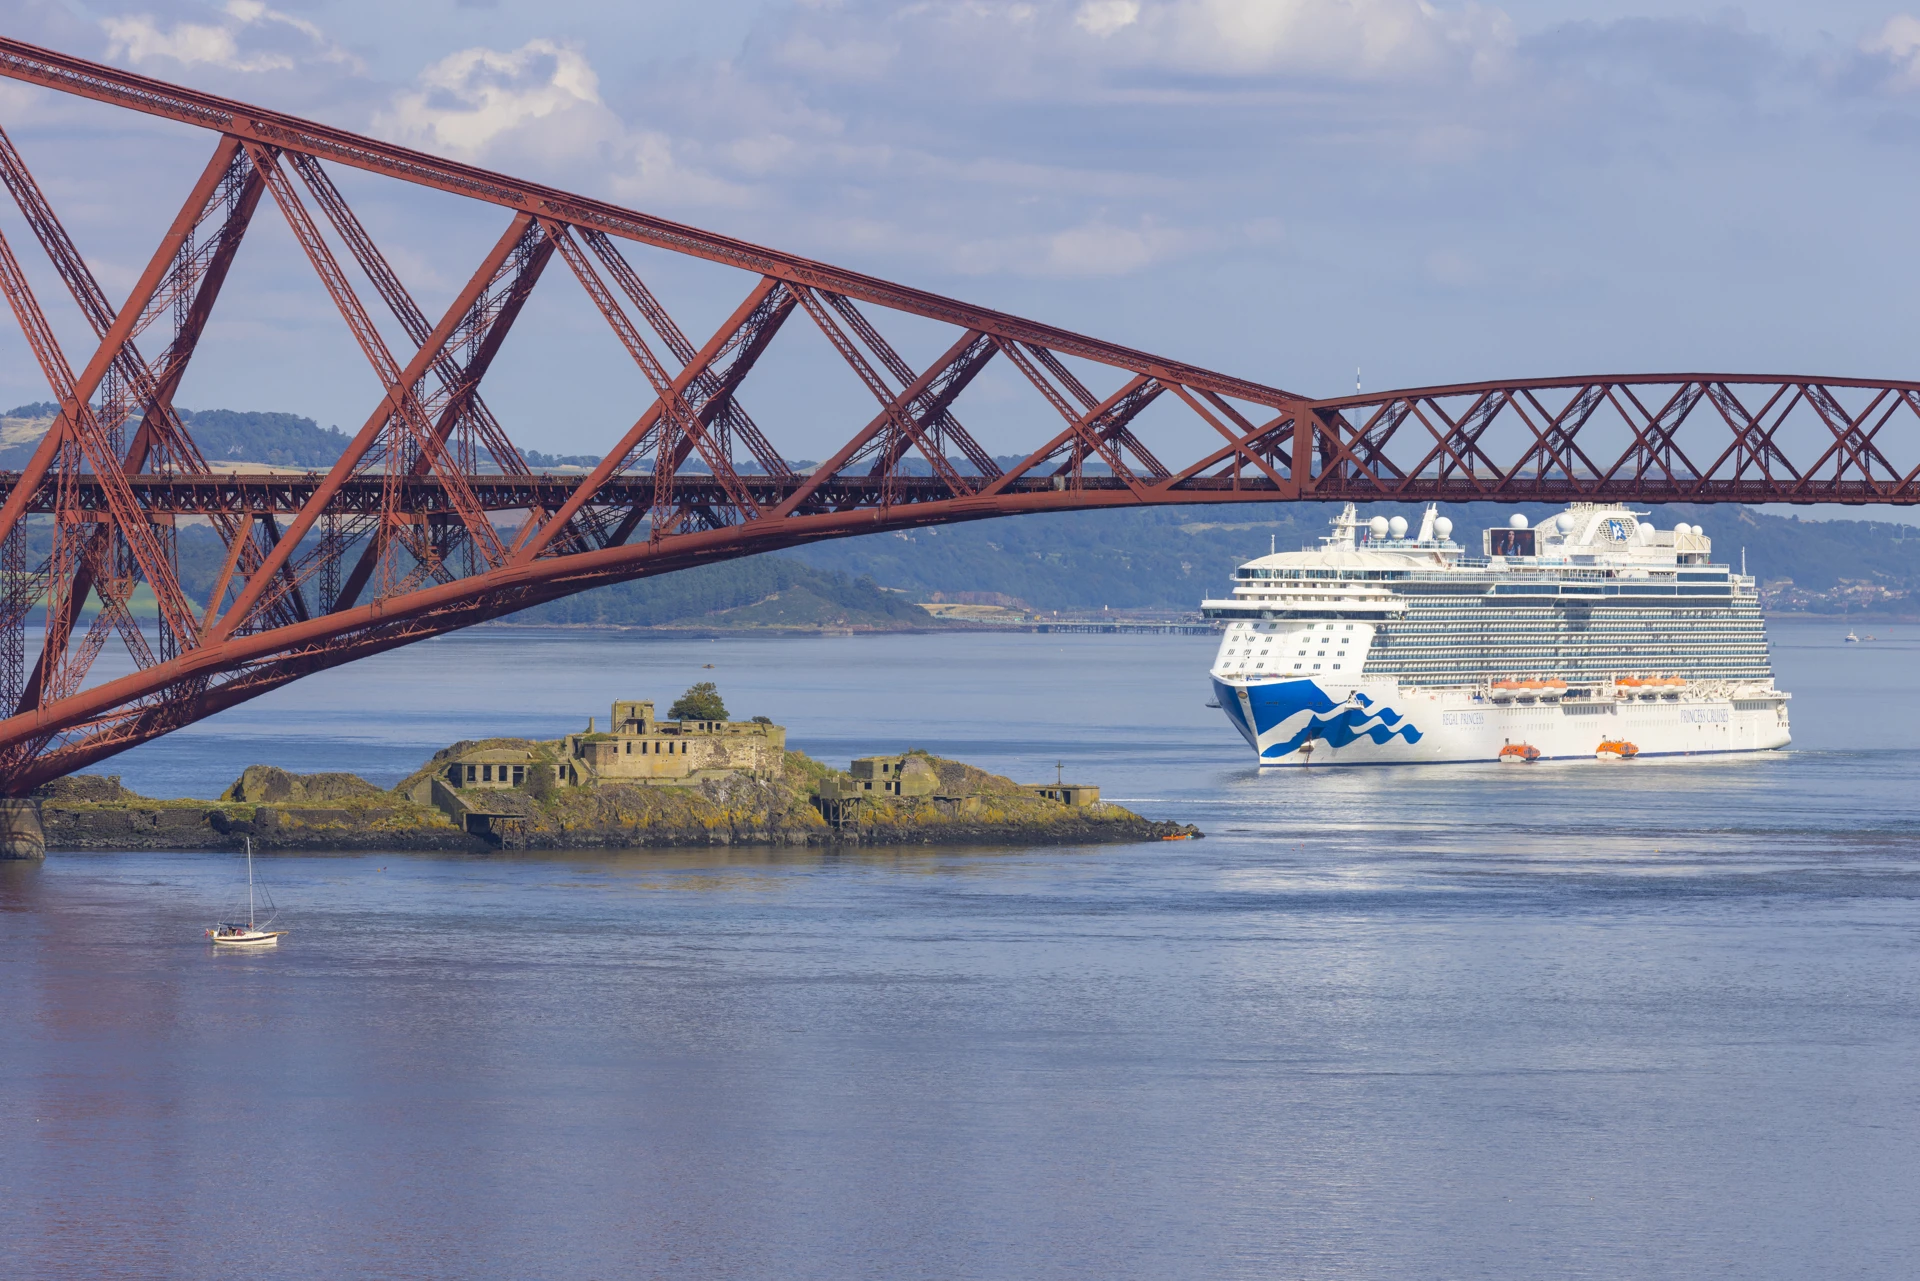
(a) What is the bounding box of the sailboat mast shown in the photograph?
[246,837,255,929]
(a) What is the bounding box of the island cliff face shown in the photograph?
[35,750,1199,852]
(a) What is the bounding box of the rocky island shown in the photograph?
[30,687,1199,854]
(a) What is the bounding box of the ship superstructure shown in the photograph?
[1204,503,1790,765]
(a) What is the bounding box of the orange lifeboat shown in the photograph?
[1491,679,1521,690]
[1616,676,1643,688]
[1519,679,1544,690]
[1595,739,1639,760]
[1498,743,1541,764]
[1544,679,1568,689]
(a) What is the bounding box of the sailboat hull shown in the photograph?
[208,930,285,947]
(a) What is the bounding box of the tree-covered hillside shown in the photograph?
[0,404,352,469]
[180,409,351,468]
[497,556,932,630]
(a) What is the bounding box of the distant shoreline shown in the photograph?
[29,612,1902,638]
[1762,611,1920,623]
[475,618,1214,637]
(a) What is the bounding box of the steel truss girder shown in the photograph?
[1298,374,1920,502]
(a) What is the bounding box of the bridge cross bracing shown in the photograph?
[0,35,1913,792]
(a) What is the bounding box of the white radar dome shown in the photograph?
[1675,522,1692,538]
[1554,512,1576,533]
[1387,515,1409,539]
[1368,515,1390,538]
[1509,513,1529,529]
[1637,523,1656,544]
[1433,516,1454,540]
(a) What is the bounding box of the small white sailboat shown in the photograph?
[1846,630,1860,643]
[207,838,286,947]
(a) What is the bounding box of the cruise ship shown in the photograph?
[1203,503,1790,765]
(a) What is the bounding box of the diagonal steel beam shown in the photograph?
[513,275,787,563]
[543,220,761,527]
[580,228,792,481]
[0,134,244,551]
[772,327,987,518]
[330,221,554,612]
[206,204,537,641]
[242,141,509,572]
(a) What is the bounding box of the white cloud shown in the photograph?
[1084,0,1516,80]
[1075,0,1141,38]
[103,1,361,74]
[103,15,285,73]
[377,42,744,206]
[1864,14,1920,89]
[382,40,607,157]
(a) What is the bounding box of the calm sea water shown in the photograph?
[4,619,1920,1279]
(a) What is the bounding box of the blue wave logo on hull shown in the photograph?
[1212,677,1422,760]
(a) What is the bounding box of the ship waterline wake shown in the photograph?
[1204,503,1791,766]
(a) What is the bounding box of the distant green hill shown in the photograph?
[784,500,1920,612]
[504,557,934,630]
[0,404,613,474]
[180,409,350,467]
[0,404,351,469]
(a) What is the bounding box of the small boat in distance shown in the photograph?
[1846,630,1860,643]
[207,838,286,947]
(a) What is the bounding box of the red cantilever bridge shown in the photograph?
[0,38,1915,793]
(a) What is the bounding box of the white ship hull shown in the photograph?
[1213,676,1790,767]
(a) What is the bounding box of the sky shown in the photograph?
[3,0,1920,467]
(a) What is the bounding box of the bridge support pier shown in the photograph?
[0,798,45,859]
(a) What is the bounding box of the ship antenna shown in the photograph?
[1271,533,1276,555]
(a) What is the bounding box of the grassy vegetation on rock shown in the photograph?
[36,749,1198,852]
